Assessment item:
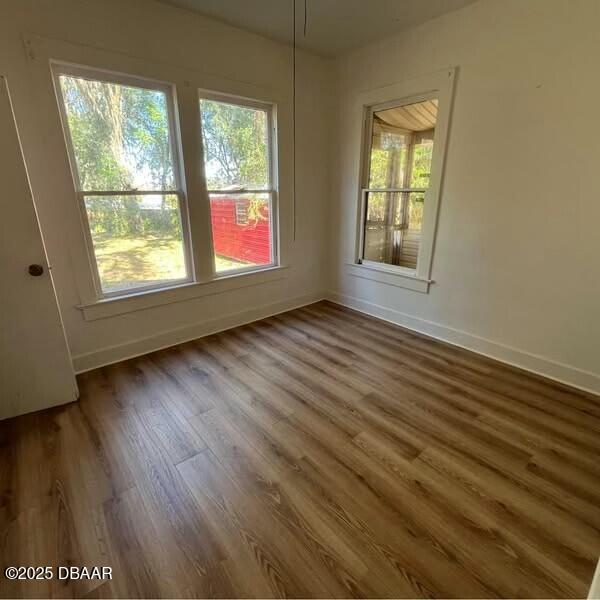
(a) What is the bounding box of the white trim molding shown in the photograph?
[346,262,431,293]
[352,67,456,293]
[78,265,288,321]
[25,33,292,315]
[589,558,600,600]
[328,291,600,396]
[73,290,325,373]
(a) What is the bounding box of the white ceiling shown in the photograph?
[157,0,478,57]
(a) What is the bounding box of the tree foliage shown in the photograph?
[199,99,268,190]
[61,77,271,236]
[60,75,178,236]
[200,98,270,224]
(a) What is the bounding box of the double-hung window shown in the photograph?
[54,65,192,297]
[199,94,276,274]
[354,69,455,294]
[361,96,438,271]
[52,62,279,305]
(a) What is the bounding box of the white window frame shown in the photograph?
[350,68,456,294]
[25,34,288,321]
[198,89,279,276]
[51,62,194,299]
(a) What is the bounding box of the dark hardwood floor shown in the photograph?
[1,301,600,598]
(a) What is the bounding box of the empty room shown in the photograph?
[1,0,599,598]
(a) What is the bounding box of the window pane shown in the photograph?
[363,191,424,269]
[200,99,269,190]
[59,75,176,191]
[368,129,409,188]
[209,193,272,273]
[409,131,435,189]
[368,98,437,190]
[84,194,187,293]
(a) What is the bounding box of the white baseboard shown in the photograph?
[73,288,600,397]
[72,291,326,373]
[328,291,600,396]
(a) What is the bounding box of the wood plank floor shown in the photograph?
[1,301,600,598]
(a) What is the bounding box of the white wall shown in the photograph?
[0,0,334,371]
[2,0,598,393]
[330,0,600,393]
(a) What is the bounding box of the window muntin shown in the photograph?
[361,97,438,271]
[55,66,191,296]
[199,95,276,274]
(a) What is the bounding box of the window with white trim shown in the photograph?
[361,96,438,271]
[354,69,455,294]
[199,94,276,274]
[54,65,192,296]
[53,63,279,301]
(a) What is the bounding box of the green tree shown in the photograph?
[60,75,177,236]
[199,99,268,189]
[200,99,270,225]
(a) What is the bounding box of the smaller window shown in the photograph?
[235,200,249,225]
[199,94,277,275]
[361,97,437,271]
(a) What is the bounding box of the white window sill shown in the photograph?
[346,262,432,293]
[77,265,288,321]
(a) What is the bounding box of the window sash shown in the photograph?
[52,63,194,298]
[362,187,427,194]
[81,190,184,196]
[208,188,276,194]
[207,190,278,276]
[199,91,275,194]
[76,190,194,298]
[359,91,439,275]
[199,91,279,276]
[54,63,184,194]
[359,188,427,274]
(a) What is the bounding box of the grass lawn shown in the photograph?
[92,233,247,293]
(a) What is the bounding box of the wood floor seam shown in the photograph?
[2,300,598,599]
